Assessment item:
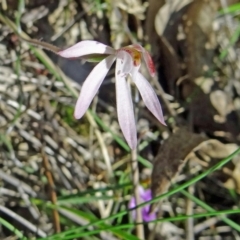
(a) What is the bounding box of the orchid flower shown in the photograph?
[56,41,166,149]
[129,186,156,222]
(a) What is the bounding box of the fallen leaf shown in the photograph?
[150,128,207,212]
[195,141,240,193]
[151,131,240,212]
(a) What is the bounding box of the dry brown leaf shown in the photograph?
[149,0,240,139]
[195,141,240,193]
[151,131,240,212]
[151,128,207,211]
[180,80,240,142]
[153,0,239,79]
[154,0,193,36]
[224,166,240,193]
[146,0,165,45]
[210,90,229,118]
[196,141,238,160]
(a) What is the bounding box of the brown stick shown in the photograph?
[41,146,61,233]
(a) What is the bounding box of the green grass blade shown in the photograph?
[37,147,240,239]
[181,189,240,231]
[219,3,240,14]
[0,217,26,239]
[220,25,240,60]
[37,209,240,239]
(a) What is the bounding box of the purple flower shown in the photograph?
[56,41,166,149]
[129,186,156,222]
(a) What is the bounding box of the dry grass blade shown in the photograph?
[0,0,240,239]
[0,206,46,237]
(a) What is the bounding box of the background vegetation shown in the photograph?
[0,0,240,239]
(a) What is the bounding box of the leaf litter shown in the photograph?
[0,0,240,239]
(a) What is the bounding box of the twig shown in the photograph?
[41,145,61,233]
[0,206,46,237]
[147,205,164,240]
[38,98,61,233]
[194,217,220,234]
[186,185,195,240]
[1,0,7,10]
[51,8,91,42]
[0,169,36,196]
[152,75,176,118]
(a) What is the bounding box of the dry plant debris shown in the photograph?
[0,0,240,240]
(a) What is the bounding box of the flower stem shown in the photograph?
[130,79,144,239]
[131,148,145,239]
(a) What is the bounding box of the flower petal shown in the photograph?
[132,72,166,125]
[142,206,156,222]
[142,50,156,77]
[132,44,155,77]
[115,57,137,149]
[129,197,136,210]
[138,185,146,198]
[116,50,134,74]
[141,189,152,202]
[129,186,157,222]
[58,40,115,58]
[128,197,137,220]
[74,55,116,119]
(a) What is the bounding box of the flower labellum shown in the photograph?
[57,41,166,149]
[129,186,156,222]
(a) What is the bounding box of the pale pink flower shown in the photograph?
[57,41,166,149]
